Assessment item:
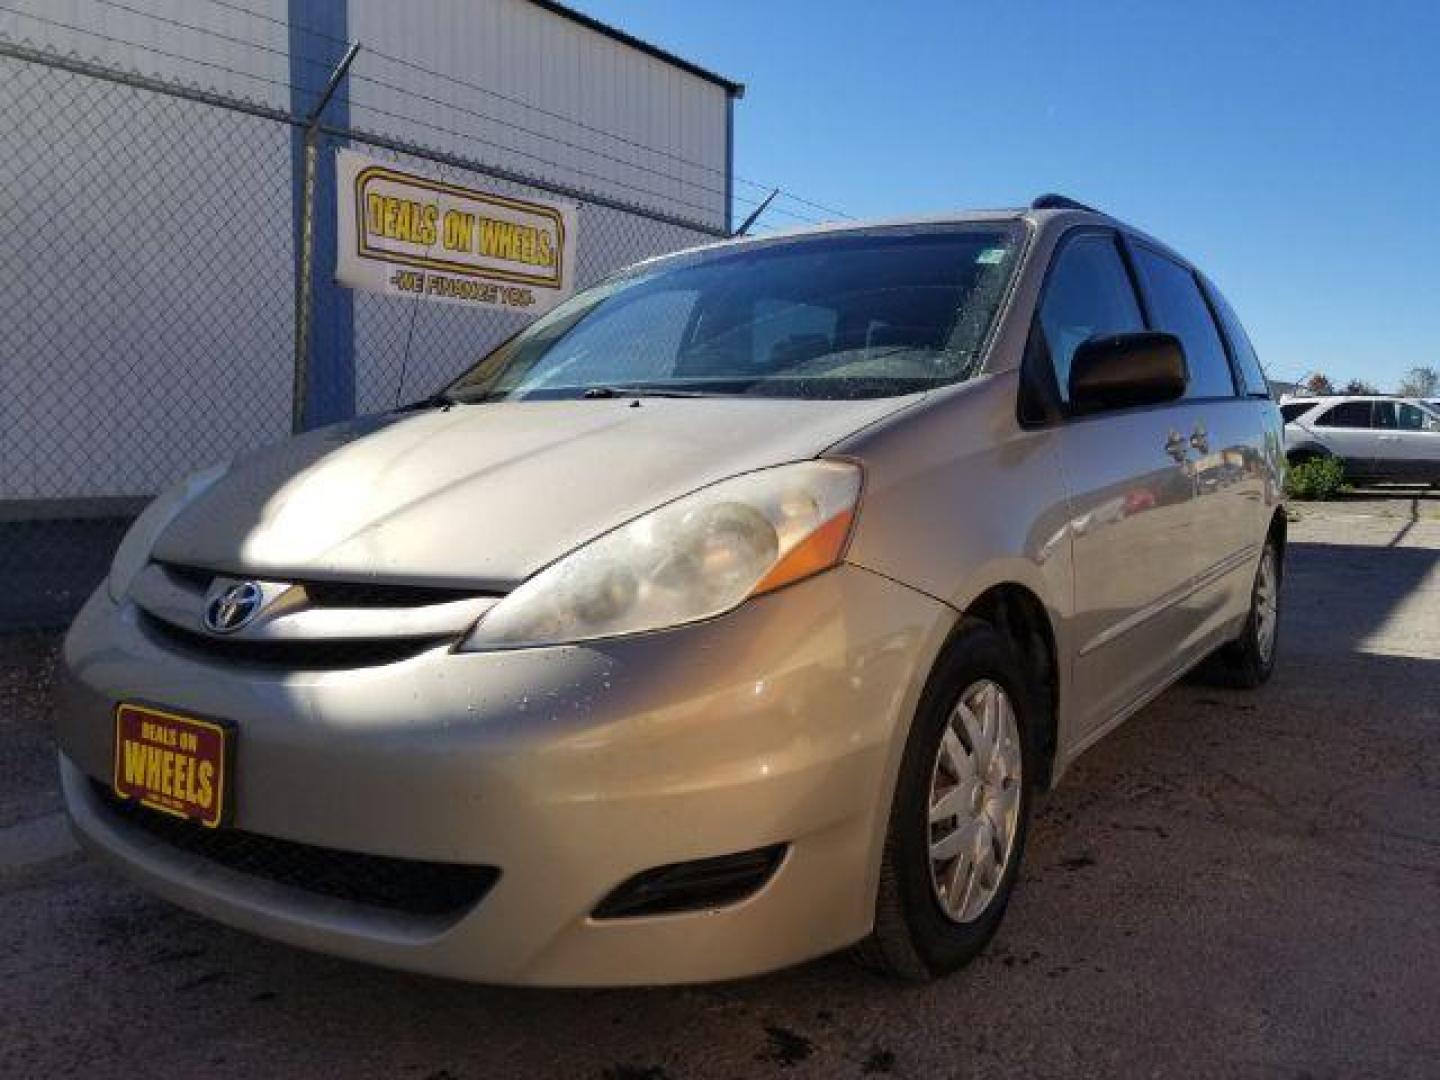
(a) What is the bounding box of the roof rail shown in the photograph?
[1030,193,1103,214]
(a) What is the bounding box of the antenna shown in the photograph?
[734,188,779,236]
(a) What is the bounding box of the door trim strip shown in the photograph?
[1077,542,1259,658]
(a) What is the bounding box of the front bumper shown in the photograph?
[56,563,954,985]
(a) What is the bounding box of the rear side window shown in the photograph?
[1373,401,1440,431]
[1132,246,1236,399]
[1400,403,1440,431]
[1036,234,1145,402]
[1280,403,1312,423]
[1207,285,1270,398]
[1315,401,1373,428]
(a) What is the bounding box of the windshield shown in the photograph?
[445,225,1024,402]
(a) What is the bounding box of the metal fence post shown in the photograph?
[292,42,359,435]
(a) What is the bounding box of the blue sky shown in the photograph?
[578,0,1438,390]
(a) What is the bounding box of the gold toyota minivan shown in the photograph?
[56,195,1284,985]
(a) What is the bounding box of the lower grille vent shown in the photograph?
[94,782,498,918]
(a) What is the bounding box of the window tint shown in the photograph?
[1374,401,1397,429]
[1280,402,1312,423]
[1207,285,1269,397]
[1398,403,1436,431]
[1037,235,1144,402]
[1132,247,1236,399]
[1315,401,1373,428]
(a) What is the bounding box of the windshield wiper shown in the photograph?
[581,385,717,399]
[395,391,460,412]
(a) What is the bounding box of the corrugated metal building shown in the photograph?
[4,0,740,228]
[0,0,741,505]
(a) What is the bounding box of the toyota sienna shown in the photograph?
[56,195,1285,985]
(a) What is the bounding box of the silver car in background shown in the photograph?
[56,195,1285,985]
[1282,394,1440,485]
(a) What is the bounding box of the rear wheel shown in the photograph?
[857,621,1034,981]
[1203,540,1281,689]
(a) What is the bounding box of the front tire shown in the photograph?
[1204,540,1281,689]
[857,620,1034,981]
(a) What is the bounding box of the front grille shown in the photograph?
[157,563,488,608]
[300,578,484,608]
[138,612,444,670]
[92,781,498,918]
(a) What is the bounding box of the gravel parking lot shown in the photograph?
[3,494,1437,1079]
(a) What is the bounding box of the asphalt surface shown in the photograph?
[0,516,132,633]
[2,493,1437,1079]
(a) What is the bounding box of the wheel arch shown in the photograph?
[1286,440,1332,464]
[1268,506,1288,572]
[962,582,1060,789]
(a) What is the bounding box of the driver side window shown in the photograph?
[1038,235,1145,402]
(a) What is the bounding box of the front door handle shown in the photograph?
[1189,424,1209,454]
[1164,430,1188,462]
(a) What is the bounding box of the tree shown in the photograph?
[1342,378,1378,395]
[1303,372,1335,395]
[1397,365,1439,398]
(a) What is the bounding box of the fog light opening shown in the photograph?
[591,843,788,919]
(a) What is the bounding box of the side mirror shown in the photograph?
[1068,331,1188,414]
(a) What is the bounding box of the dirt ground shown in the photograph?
[2,494,1437,1079]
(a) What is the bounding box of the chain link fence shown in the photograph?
[0,41,720,631]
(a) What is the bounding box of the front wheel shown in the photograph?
[1203,540,1281,688]
[856,621,1034,981]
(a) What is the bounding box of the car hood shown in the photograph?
[153,396,912,589]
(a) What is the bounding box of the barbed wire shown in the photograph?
[6,0,831,228]
[0,3,298,99]
[87,0,746,211]
[190,0,854,222]
[0,3,824,227]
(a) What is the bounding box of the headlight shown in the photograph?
[460,460,862,650]
[107,463,228,602]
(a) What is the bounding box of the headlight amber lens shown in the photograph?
[460,460,861,650]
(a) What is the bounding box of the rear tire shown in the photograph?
[856,619,1034,981]
[1203,540,1281,689]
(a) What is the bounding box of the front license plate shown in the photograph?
[113,704,232,828]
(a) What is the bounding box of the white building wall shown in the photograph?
[0,0,296,503]
[347,0,730,232]
[0,0,293,109]
[0,0,733,502]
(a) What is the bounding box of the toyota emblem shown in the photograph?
[204,580,264,634]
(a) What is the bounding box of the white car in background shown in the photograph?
[1281,395,1440,485]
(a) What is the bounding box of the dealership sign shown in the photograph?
[336,149,577,313]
